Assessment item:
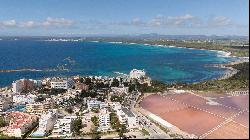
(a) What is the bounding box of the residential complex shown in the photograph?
[0,70,153,139]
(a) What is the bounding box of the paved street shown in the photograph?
[130,102,170,140]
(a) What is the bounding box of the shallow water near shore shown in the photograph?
[0,40,238,87]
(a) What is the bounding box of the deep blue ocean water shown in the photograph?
[0,40,237,87]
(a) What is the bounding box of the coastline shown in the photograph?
[107,41,248,58]
[108,41,249,80]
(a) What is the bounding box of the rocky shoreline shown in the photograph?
[205,58,249,80]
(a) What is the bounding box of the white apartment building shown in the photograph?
[50,78,74,89]
[13,94,37,104]
[32,109,58,137]
[99,102,109,109]
[50,116,76,138]
[129,69,146,79]
[109,102,122,111]
[111,86,129,94]
[12,80,24,93]
[87,99,101,111]
[117,108,138,130]
[98,109,111,132]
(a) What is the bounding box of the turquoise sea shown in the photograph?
[0,39,237,87]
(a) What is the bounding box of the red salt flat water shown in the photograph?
[199,92,228,98]
[198,104,239,119]
[140,94,187,115]
[215,95,249,110]
[233,111,249,128]
[160,107,224,136]
[166,93,207,107]
[205,121,249,139]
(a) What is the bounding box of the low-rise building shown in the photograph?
[13,94,37,104]
[109,102,122,111]
[129,69,151,86]
[75,83,89,92]
[5,112,38,138]
[50,78,74,89]
[111,86,129,94]
[129,69,146,79]
[26,99,54,115]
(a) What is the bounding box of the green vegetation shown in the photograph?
[95,82,109,89]
[72,118,82,135]
[110,113,120,130]
[90,127,101,139]
[38,88,67,96]
[128,84,136,92]
[110,113,126,137]
[183,62,249,91]
[65,107,73,114]
[117,124,126,138]
[0,116,6,127]
[110,95,124,103]
[142,40,249,57]
[0,133,16,139]
[111,78,120,87]
[169,133,184,139]
[84,77,92,85]
[80,91,98,98]
[91,108,99,113]
[141,128,150,136]
[91,116,99,126]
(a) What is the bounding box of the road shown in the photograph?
[134,110,170,139]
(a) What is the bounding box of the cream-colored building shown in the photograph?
[26,99,54,115]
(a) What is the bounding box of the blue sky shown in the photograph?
[0,0,248,36]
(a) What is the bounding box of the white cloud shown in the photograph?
[42,17,74,27]
[19,21,36,28]
[148,14,203,27]
[0,20,17,27]
[207,16,232,27]
[0,17,75,28]
[114,14,239,29]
